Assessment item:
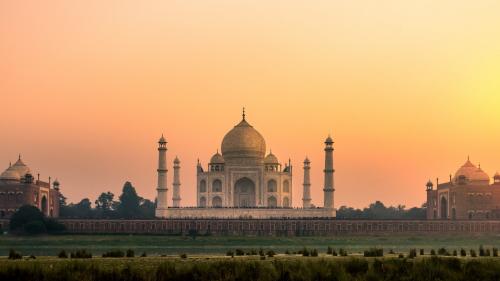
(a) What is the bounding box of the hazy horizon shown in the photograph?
[1,1,499,208]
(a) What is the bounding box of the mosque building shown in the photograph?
[155,110,336,219]
[0,156,60,218]
[426,158,500,220]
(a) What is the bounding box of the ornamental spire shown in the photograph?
[242,107,246,120]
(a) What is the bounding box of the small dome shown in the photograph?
[494,172,500,179]
[264,152,279,164]
[426,180,434,187]
[0,167,20,181]
[9,157,31,179]
[325,135,333,143]
[210,152,225,164]
[221,117,266,161]
[304,157,310,164]
[454,158,489,184]
[53,179,60,186]
[174,156,180,164]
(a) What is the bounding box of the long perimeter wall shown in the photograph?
[2,219,500,236]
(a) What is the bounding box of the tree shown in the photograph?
[117,182,141,219]
[140,199,155,219]
[10,205,44,231]
[9,205,65,235]
[95,192,116,218]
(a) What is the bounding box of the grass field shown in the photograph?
[2,255,500,281]
[2,234,500,256]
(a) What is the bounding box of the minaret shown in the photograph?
[302,157,312,208]
[155,135,168,217]
[323,135,335,209]
[172,156,181,207]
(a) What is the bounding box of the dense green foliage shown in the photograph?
[60,181,155,219]
[337,201,426,219]
[3,256,500,281]
[9,205,65,235]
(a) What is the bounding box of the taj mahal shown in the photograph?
[155,110,336,219]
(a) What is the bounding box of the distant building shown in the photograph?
[0,156,60,218]
[155,109,336,219]
[426,158,500,220]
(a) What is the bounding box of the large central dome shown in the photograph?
[221,116,266,162]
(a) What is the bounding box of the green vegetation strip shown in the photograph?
[3,234,500,256]
[2,256,500,281]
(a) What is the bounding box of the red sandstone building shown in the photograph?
[0,156,60,218]
[426,158,500,220]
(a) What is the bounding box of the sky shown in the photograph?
[1,0,499,208]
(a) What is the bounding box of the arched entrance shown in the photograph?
[234,177,256,207]
[41,195,48,216]
[440,196,448,219]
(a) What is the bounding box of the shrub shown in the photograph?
[235,249,245,256]
[364,248,383,257]
[493,248,498,257]
[8,249,22,260]
[302,248,310,257]
[453,250,457,256]
[23,221,46,235]
[311,249,318,257]
[430,249,436,256]
[180,253,187,259]
[266,250,275,258]
[438,248,449,256]
[408,249,417,259]
[420,249,424,255]
[250,249,257,255]
[470,249,477,257]
[285,249,290,255]
[388,249,395,254]
[259,248,265,257]
[102,250,125,258]
[327,246,332,255]
[398,254,404,258]
[479,245,485,257]
[486,249,491,257]
[339,248,348,256]
[29,255,36,259]
[460,248,467,257]
[126,249,134,257]
[71,249,92,259]
[226,250,234,257]
[58,250,68,258]
[140,252,147,257]
[332,249,338,256]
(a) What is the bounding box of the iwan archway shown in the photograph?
[234,177,256,207]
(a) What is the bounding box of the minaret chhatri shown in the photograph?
[323,135,335,209]
[155,135,168,217]
[172,156,181,207]
[302,157,312,208]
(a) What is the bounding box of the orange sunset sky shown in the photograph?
[1,1,499,208]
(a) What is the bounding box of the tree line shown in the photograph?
[336,201,426,220]
[59,181,155,219]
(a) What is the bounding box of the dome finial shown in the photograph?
[18,154,21,160]
[242,107,246,120]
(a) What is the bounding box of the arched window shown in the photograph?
[283,197,290,207]
[199,180,207,193]
[267,180,277,193]
[268,196,277,207]
[212,179,222,192]
[212,196,222,207]
[283,180,290,193]
[199,197,207,207]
